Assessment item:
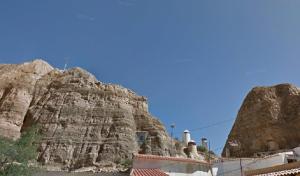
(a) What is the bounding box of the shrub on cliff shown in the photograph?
[197,145,207,153]
[0,126,40,176]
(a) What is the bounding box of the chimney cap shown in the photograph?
[184,130,190,133]
[188,140,196,145]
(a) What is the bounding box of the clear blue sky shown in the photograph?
[1,0,300,154]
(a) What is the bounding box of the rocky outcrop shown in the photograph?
[0,60,174,170]
[223,84,300,157]
[0,60,53,139]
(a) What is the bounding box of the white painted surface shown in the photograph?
[133,156,212,176]
[166,170,212,176]
[213,152,289,176]
[183,130,191,146]
[293,147,300,156]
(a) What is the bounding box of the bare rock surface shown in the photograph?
[223,84,300,157]
[0,60,173,170]
[0,60,53,139]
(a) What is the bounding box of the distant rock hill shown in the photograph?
[223,84,300,157]
[0,60,174,170]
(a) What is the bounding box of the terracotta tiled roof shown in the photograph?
[134,154,208,165]
[245,161,300,176]
[131,169,169,176]
[34,171,129,176]
[247,168,300,176]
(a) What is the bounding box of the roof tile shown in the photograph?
[245,161,300,176]
[131,169,168,176]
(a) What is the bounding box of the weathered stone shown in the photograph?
[223,84,300,157]
[0,60,174,170]
[0,60,53,139]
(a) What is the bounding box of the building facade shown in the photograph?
[213,147,300,176]
[132,154,212,176]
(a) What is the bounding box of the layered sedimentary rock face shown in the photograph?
[223,84,300,157]
[0,60,173,170]
[0,60,53,139]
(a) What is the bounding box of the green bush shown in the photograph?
[120,159,132,168]
[0,126,40,176]
[197,145,207,153]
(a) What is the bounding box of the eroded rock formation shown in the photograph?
[223,84,300,157]
[0,60,174,170]
[0,60,53,139]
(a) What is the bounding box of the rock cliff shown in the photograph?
[223,84,300,157]
[0,60,174,170]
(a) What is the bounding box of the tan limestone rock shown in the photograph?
[0,60,174,170]
[223,84,300,157]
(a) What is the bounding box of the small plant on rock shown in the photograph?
[0,126,40,176]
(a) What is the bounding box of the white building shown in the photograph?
[213,147,300,176]
[131,154,213,176]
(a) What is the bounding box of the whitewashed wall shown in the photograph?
[213,152,289,176]
[166,170,212,176]
[133,158,212,176]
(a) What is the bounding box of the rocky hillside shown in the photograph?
[223,84,300,157]
[0,60,174,170]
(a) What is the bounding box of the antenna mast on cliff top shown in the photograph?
[63,58,68,71]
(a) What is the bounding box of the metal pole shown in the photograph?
[240,158,243,176]
[170,124,175,155]
[208,140,211,164]
[239,143,243,176]
[208,140,214,176]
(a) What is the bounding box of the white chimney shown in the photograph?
[183,130,191,146]
[201,138,208,150]
[188,140,200,159]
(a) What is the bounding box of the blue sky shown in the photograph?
[1,0,300,154]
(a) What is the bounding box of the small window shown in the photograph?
[139,135,144,141]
